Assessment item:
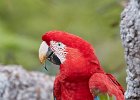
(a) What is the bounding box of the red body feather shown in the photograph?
[42,31,124,100]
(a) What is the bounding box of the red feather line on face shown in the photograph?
[42,30,100,65]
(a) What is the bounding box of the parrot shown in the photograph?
[39,30,125,100]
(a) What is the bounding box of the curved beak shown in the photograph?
[39,41,61,65]
[39,41,49,64]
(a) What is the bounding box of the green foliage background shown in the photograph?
[0,0,126,87]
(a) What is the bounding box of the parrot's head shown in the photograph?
[39,31,102,78]
[39,40,66,65]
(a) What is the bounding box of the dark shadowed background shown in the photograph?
[0,0,126,88]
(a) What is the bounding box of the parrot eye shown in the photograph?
[57,42,61,46]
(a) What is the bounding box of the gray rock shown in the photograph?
[120,0,140,99]
[0,65,54,100]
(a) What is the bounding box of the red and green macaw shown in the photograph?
[39,31,124,100]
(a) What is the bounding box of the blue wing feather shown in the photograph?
[94,96,100,100]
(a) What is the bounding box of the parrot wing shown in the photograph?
[89,73,124,100]
[106,73,125,94]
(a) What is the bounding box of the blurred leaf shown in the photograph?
[0,0,126,87]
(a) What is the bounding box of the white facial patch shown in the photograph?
[50,41,67,63]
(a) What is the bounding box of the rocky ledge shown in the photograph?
[0,65,54,100]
